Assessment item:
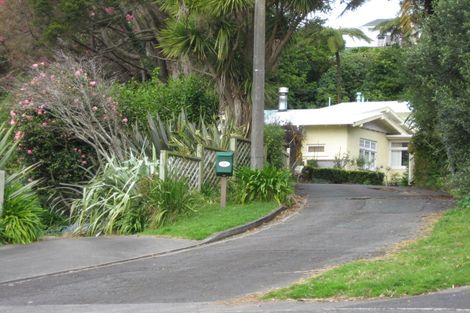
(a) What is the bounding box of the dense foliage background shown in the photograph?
[406,0,470,195]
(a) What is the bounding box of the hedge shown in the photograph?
[301,166,384,185]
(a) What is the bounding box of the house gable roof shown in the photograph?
[362,18,390,28]
[264,101,413,135]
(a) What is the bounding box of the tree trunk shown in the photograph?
[424,0,434,15]
[219,78,250,127]
[335,51,343,104]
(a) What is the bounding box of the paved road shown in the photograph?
[0,184,456,312]
[1,286,469,313]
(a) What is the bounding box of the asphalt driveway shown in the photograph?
[0,184,455,310]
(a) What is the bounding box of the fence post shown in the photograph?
[159,150,168,181]
[230,137,237,168]
[284,151,290,169]
[0,170,4,217]
[196,144,203,192]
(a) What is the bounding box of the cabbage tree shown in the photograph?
[157,0,331,125]
[321,27,370,103]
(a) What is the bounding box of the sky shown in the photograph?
[321,0,401,29]
[313,0,401,47]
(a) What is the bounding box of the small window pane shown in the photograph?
[402,151,409,167]
[391,151,401,167]
[308,145,325,153]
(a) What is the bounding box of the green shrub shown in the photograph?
[302,166,384,185]
[449,162,470,199]
[14,116,95,208]
[233,167,293,205]
[0,181,45,244]
[139,177,200,228]
[116,74,218,127]
[306,159,318,167]
[264,124,287,169]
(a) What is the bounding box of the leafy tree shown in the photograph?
[362,47,406,100]
[406,0,470,190]
[269,21,332,109]
[317,47,406,105]
[16,0,173,81]
[116,73,219,127]
[0,0,48,93]
[157,0,330,125]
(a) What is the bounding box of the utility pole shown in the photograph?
[251,0,265,169]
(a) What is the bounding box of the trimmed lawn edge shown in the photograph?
[201,205,289,244]
[142,196,304,241]
[263,204,470,301]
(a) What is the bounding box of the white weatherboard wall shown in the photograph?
[303,125,348,167]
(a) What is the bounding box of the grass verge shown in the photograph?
[264,203,470,300]
[141,201,278,240]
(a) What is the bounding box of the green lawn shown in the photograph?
[141,201,278,240]
[264,203,470,300]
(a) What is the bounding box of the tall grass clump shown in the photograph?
[71,153,158,235]
[70,149,200,235]
[0,179,44,244]
[233,167,293,205]
[0,125,45,244]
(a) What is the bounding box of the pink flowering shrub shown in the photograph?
[13,53,130,163]
[11,54,130,208]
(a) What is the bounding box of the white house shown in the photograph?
[265,98,414,181]
[346,19,399,48]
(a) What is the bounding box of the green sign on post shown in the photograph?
[215,151,234,177]
[215,152,234,208]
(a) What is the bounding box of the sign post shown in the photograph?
[0,170,4,217]
[220,176,227,208]
[215,152,234,208]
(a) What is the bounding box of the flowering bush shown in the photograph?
[13,54,130,162]
[10,54,132,209]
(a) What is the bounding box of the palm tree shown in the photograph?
[321,27,371,103]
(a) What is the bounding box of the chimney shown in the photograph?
[278,87,288,111]
[356,92,362,103]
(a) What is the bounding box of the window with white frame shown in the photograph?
[390,142,409,169]
[307,144,325,153]
[359,138,377,170]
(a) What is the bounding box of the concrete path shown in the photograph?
[0,236,196,283]
[0,184,456,312]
